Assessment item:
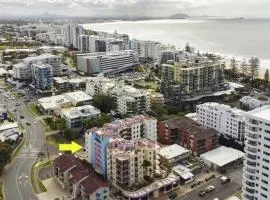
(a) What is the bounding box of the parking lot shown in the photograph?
[176,178,241,200]
[175,165,243,200]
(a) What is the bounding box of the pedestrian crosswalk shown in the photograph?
[18,147,41,159]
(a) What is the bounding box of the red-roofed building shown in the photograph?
[158,117,219,156]
[53,154,109,200]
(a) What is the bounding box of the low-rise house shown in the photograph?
[61,105,101,128]
[64,91,93,106]
[53,77,86,94]
[38,95,71,115]
[53,154,109,200]
[240,96,267,109]
[157,144,191,167]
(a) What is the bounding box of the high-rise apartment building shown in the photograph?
[85,115,157,178]
[13,54,62,80]
[63,24,84,48]
[76,50,139,74]
[243,106,270,200]
[109,84,151,115]
[78,34,90,52]
[160,57,226,101]
[107,138,158,188]
[196,102,246,141]
[31,63,53,91]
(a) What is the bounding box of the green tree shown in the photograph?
[264,69,269,85]
[55,118,66,132]
[62,128,77,140]
[240,59,247,76]
[93,95,116,113]
[230,57,238,74]
[249,57,260,83]
[0,143,13,172]
[82,114,112,129]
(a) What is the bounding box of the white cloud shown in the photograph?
[0,0,269,17]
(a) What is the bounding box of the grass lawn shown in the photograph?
[46,133,68,148]
[30,161,47,194]
[28,104,42,116]
[135,80,159,90]
[46,133,83,149]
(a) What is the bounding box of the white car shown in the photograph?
[205,185,215,193]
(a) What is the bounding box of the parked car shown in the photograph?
[205,185,215,193]
[199,190,206,197]
[220,176,231,184]
[20,115,24,119]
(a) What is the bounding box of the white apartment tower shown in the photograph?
[196,102,246,141]
[110,84,151,115]
[78,34,90,52]
[243,105,270,200]
[63,24,84,48]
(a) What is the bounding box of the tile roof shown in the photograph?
[80,174,108,194]
[164,117,218,139]
[53,154,108,195]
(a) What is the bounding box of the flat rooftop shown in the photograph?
[0,123,18,131]
[157,144,190,160]
[200,146,244,168]
[61,105,100,119]
[246,105,270,121]
[38,95,71,110]
[64,91,93,103]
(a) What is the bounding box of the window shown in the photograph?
[262,179,268,184]
[261,193,267,198]
[262,166,269,170]
[262,172,269,177]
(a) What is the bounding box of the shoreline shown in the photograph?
[82,19,270,79]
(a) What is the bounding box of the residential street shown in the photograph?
[1,93,45,200]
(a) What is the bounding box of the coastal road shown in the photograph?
[1,93,45,200]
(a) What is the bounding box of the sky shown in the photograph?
[0,0,269,18]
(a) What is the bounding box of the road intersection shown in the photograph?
[1,93,45,200]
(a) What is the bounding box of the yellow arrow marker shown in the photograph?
[59,141,82,153]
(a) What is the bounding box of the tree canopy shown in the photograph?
[0,142,13,172]
[92,95,116,113]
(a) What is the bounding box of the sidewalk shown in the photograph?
[37,178,69,200]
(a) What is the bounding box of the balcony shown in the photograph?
[245,146,257,154]
[244,166,256,174]
[245,140,257,147]
[246,133,258,140]
[244,174,256,181]
[246,153,257,160]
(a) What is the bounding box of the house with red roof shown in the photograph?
[53,154,109,200]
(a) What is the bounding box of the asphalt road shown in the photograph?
[1,93,45,200]
[177,177,242,200]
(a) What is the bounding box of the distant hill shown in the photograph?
[168,13,190,19]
